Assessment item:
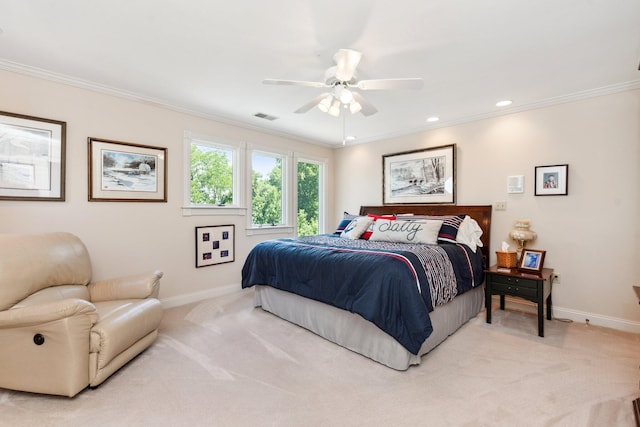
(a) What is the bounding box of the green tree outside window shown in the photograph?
[190,144,233,205]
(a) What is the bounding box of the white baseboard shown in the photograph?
[493,295,640,334]
[160,283,244,309]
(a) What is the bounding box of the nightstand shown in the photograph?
[485,265,554,337]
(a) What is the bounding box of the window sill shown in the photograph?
[246,225,294,236]
[182,206,246,217]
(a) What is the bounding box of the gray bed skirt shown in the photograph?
[253,284,485,370]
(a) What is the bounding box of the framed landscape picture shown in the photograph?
[88,137,167,202]
[382,144,456,204]
[0,111,66,201]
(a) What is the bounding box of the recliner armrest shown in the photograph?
[88,270,163,302]
[0,299,98,329]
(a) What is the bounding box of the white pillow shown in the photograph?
[456,215,484,252]
[341,216,374,240]
[369,219,443,244]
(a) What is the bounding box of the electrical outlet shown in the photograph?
[495,201,506,211]
[553,273,561,284]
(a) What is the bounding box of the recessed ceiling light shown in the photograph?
[426,116,439,123]
[342,135,356,146]
[496,100,512,107]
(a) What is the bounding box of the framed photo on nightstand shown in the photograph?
[519,249,546,273]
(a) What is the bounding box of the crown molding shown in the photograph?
[0,59,326,146]
[350,79,640,146]
[1,58,638,149]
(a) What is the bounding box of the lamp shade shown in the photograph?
[509,219,536,242]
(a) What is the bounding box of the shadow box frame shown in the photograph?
[195,224,235,268]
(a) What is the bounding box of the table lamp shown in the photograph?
[509,219,537,260]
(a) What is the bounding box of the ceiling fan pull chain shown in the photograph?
[342,105,347,145]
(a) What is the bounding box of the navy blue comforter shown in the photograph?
[241,235,483,354]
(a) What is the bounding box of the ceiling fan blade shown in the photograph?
[262,78,328,88]
[294,93,331,114]
[334,49,362,82]
[352,92,378,117]
[356,78,424,91]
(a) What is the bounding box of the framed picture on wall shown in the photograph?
[382,144,456,204]
[195,225,235,268]
[0,111,66,201]
[88,137,167,202]
[535,164,568,196]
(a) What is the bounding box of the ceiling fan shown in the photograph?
[263,49,424,118]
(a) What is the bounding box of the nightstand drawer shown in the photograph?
[491,274,537,289]
[491,282,538,299]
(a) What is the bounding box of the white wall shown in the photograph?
[0,69,334,305]
[334,89,640,330]
[2,68,639,331]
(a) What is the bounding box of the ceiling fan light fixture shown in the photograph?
[264,48,421,122]
[349,100,362,114]
[328,99,342,117]
[339,88,353,104]
[318,95,333,113]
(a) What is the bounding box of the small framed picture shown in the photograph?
[519,249,546,273]
[535,164,568,196]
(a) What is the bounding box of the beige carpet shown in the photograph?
[1,289,639,427]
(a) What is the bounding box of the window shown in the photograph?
[184,133,242,215]
[296,158,323,236]
[184,133,326,233]
[250,150,287,227]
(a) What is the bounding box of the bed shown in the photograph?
[242,205,492,370]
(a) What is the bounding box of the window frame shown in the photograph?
[246,145,293,235]
[294,154,327,236]
[182,131,245,217]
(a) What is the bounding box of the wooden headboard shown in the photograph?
[359,205,492,266]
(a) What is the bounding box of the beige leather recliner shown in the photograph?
[0,232,163,397]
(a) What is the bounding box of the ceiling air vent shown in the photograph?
[254,112,278,121]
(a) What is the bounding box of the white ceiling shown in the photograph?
[0,0,638,147]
